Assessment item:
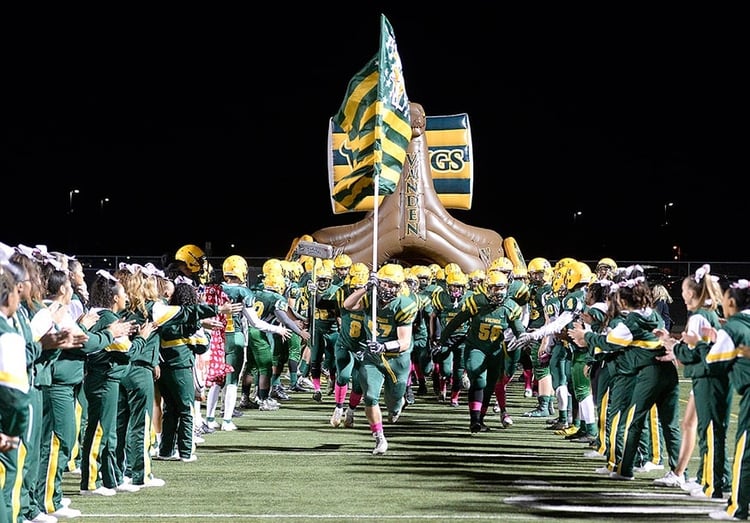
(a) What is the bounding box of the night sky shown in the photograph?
[4,7,742,264]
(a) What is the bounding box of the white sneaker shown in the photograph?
[461,373,470,390]
[60,498,71,508]
[372,432,388,455]
[492,401,501,414]
[690,488,728,502]
[709,510,741,521]
[595,466,613,475]
[116,482,141,493]
[206,420,219,430]
[181,454,198,463]
[330,407,344,427]
[221,420,238,431]
[609,471,634,481]
[153,451,179,461]
[29,513,58,523]
[524,388,533,398]
[653,470,685,487]
[142,477,166,487]
[80,486,116,497]
[297,377,314,389]
[259,398,280,411]
[50,506,82,518]
[584,449,603,458]
[634,461,664,473]
[681,478,702,492]
[193,434,205,444]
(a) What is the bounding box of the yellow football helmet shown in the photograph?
[348,262,370,288]
[468,269,486,290]
[444,262,463,276]
[333,254,353,270]
[552,258,576,294]
[528,257,551,272]
[468,269,486,281]
[264,271,286,294]
[489,257,514,274]
[596,257,618,279]
[279,260,294,279]
[446,271,468,300]
[403,267,419,292]
[446,271,468,287]
[377,263,405,285]
[528,257,552,284]
[485,271,509,304]
[411,265,432,290]
[288,261,304,281]
[376,263,405,302]
[565,261,593,290]
[222,255,248,282]
[262,258,283,277]
[314,260,333,292]
[513,266,528,281]
[554,257,577,272]
[175,244,207,274]
[299,255,315,273]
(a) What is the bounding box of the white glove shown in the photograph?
[507,332,532,352]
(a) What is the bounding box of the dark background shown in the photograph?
[3,7,743,262]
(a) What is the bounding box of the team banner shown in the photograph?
[328,14,411,213]
[329,113,473,214]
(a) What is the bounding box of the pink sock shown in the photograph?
[334,383,348,404]
[370,422,383,433]
[312,377,321,391]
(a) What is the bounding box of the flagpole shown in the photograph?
[370,173,379,341]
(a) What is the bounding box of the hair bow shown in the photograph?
[694,264,711,283]
[15,244,36,259]
[96,269,119,282]
[45,258,63,271]
[731,279,750,290]
[617,276,646,289]
[174,275,195,286]
[118,262,139,274]
[143,263,165,278]
[0,242,14,264]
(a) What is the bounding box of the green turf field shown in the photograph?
[61,373,736,522]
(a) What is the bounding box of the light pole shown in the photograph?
[100,197,110,212]
[68,189,80,214]
[663,201,674,225]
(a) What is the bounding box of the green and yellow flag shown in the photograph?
[330,113,474,213]
[329,14,411,213]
